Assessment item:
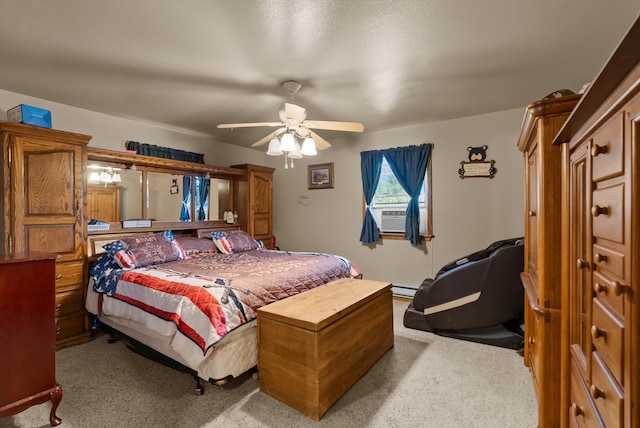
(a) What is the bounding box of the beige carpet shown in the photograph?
[1,301,537,428]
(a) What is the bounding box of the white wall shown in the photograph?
[266,108,526,287]
[1,88,526,288]
[0,89,265,166]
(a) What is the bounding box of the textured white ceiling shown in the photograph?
[0,1,638,149]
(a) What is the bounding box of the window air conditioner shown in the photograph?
[380,210,405,232]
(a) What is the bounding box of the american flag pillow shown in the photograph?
[102,240,137,268]
[211,231,234,254]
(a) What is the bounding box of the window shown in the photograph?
[371,157,430,238]
[359,144,433,244]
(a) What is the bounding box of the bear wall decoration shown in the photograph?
[467,145,488,162]
[459,145,497,178]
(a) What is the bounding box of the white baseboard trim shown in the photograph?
[392,284,418,299]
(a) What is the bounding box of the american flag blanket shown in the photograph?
[90,250,360,354]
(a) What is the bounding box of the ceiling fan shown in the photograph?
[217,81,365,154]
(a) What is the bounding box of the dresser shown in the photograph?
[231,164,275,248]
[516,94,581,426]
[554,17,640,428]
[0,254,62,426]
[0,121,92,348]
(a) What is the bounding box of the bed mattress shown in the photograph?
[87,287,258,381]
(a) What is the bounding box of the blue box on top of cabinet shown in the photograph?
[7,104,52,128]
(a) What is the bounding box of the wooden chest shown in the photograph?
[257,278,394,420]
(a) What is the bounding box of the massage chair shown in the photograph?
[403,237,525,349]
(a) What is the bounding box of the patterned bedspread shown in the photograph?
[90,250,359,353]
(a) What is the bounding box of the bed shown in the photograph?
[85,228,360,392]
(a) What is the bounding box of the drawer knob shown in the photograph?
[55,274,63,281]
[576,259,588,269]
[55,304,62,311]
[591,205,609,217]
[593,282,607,294]
[56,327,61,335]
[591,143,609,157]
[591,325,606,340]
[571,403,584,416]
[528,336,535,345]
[590,384,605,400]
[611,280,629,296]
[528,210,536,217]
[594,253,608,263]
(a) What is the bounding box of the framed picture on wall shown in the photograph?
[308,163,334,190]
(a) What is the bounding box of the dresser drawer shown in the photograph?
[591,183,624,243]
[570,359,604,428]
[55,260,84,289]
[55,314,85,341]
[54,288,84,318]
[591,297,624,383]
[590,352,623,427]
[592,244,625,280]
[592,271,624,316]
[590,113,623,182]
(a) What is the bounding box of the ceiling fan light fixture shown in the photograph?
[288,141,303,159]
[280,132,296,152]
[300,137,317,156]
[266,138,283,156]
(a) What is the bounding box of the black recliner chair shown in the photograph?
[403,237,524,349]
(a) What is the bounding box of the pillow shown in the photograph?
[175,236,217,256]
[103,231,185,268]
[211,230,259,254]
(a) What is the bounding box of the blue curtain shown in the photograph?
[383,144,432,245]
[180,176,191,221]
[359,150,384,243]
[197,178,210,221]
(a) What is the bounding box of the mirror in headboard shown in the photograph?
[147,172,186,221]
[86,147,245,227]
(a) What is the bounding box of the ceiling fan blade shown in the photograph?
[218,122,282,129]
[309,130,332,150]
[303,120,365,132]
[251,128,286,147]
[284,103,307,122]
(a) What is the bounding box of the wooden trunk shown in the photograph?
[257,278,394,420]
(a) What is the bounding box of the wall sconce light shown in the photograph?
[88,165,122,185]
[170,179,180,195]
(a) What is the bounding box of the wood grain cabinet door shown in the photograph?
[9,136,85,262]
[249,170,273,243]
[86,185,121,223]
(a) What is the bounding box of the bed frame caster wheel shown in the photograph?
[192,374,204,395]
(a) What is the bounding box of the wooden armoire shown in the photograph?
[231,163,275,249]
[0,121,92,348]
[516,94,581,427]
[554,16,640,428]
